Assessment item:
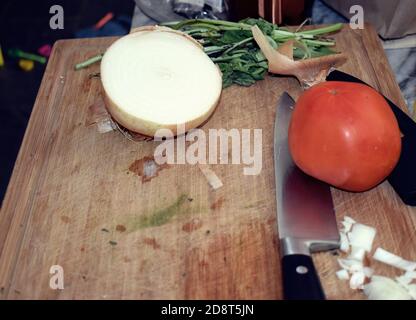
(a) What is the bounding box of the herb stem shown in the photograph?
[164,19,252,31]
[303,39,335,46]
[223,37,253,55]
[192,19,252,29]
[272,31,314,41]
[183,23,220,31]
[297,23,343,36]
[272,29,295,37]
[75,54,103,70]
[204,45,231,55]
[211,53,245,62]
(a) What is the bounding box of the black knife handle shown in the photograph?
[282,254,325,300]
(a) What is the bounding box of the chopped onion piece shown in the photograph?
[340,216,356,233]
[338,258,363,273]
[341,222,352,233]
[198,165,223,190]
[348,223,376,252]
[339,232,349,253]
[396,275,413,286]
[363,276,413,300]
[349,262,364,274]
[363,267,374,278]
[336,269,350,280]
[403,270,416,279]
[373,248,416,271]
[344,216,356,224]
[396,271,416,287]
[348,246,366,262]
[350,271,365,289]
[405,284,416,299]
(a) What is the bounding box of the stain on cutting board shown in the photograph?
[129,156,169,183]
[60,215,71,223]
[210,197,225,211]
[138,194,188,228]
[85,98,107,127]
[142,237,161,250]
[115,225,126,232]
[182,218,203,233]
[120,194,204,232]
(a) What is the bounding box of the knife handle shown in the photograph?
[282,254,325,300]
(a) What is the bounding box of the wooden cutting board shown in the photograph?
[0,24,415,300]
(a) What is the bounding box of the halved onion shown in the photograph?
[101,26,222,136]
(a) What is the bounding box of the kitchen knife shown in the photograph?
[274,92,340,300]
[327,70,416,206]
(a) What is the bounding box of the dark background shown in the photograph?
[0,0,134,202]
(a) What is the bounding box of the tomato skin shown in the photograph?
[288,81,402,192]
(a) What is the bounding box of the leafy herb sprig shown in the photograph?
[163,18,343,88]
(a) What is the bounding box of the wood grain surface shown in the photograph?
[0,24,415,300]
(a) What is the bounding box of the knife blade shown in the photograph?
[327,70,416,206]
[274,92,340,300]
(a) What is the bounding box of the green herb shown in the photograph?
[109,240,117,246]
[137,194,188,228]
[74,53,103,70]
[163,18,343,87]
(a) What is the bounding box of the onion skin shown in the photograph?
[101,26,222,137]
[288,81,402,192]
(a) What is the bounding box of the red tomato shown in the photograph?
[288,81,402,192]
